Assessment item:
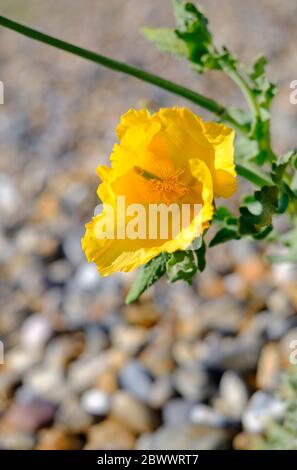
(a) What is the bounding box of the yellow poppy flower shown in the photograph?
[82,107,236,276]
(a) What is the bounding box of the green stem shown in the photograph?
[236,163,273,187]
[0,15,246,134]
[226,68,260,124]
[223,64,275,161]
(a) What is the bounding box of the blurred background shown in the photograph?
[0,0,297,450]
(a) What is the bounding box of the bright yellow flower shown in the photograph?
[82,107,236,276]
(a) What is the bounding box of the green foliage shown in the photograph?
[256,367,297,450]
[173,0,214,71]
[166,250,198,283]
[127,1,297,302]
[125,253,168,304]
[143,1,277,163]
[126,238,206,302]
[210,207,240,247]
[239,186,279,237]
[141,27,188,57]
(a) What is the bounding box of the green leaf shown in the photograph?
[173,0,214,70]
[209,227,240,247]
[277,150,296,167]
[125,253,168,304]
[243,195,263,216]
[141,27,188,57]
[166,239,206,284]
[196,238,206,272]
[272,151,297,184]
[166,250,198,284]
[239,185,278,237]
[227,107,251,127]
[213,206,232,222]
[249,55,278,112]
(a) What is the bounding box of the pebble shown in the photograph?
[280,328,297,368]
[237,256,267,284]
[139,342,175,377]
[85,419,136,450]
[111,324,148,355]
[173,368,211,401]
[194,333,261,371]
[44,334,84,371]
[47,260,73,285]
[223,273,247,297]
[63,230,86,266]
[172,341,196,367]
[0,173,21,219]
[267,291,294,316]
[106,348,128,371]
[137,424,230,450]
[0,371,20,400]
[218,371,249,420]
[20,314,53,350]
[256,343,281,390]
[56,396,93,433]
[119,360,153,403]
[72,263,101,292]
[123,304,160,328]
[35,428,81,450]
[4,398,57,433]
[176,313,203,341]
[0,432,36,450]
[84,327,109,355]
[23,368,69,403]
[111,391,158,434]
[162,399,192,426]
[5,348,42,374]
[80,389,111,416]
[68,354,108,393]
[95,369,118,394]
[148,376,173,409]
[242,391,286,433]
[198,298,243,335]
[190,404,228,427]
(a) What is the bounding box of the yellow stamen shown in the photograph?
[134,166,187,204]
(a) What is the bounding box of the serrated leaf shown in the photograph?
[166,240,206,284]
[141,27,188,57]
[239,185,278,237]
[276,150,296,167]
[166,250,197,284]
[173,0,213,69]
[125,253,168,304]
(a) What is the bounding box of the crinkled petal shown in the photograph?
[203,121,237,198]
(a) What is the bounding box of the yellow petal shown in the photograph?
[116,108,151,139]
[203,121,237,198]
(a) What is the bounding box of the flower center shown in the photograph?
[134,166,187,204]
